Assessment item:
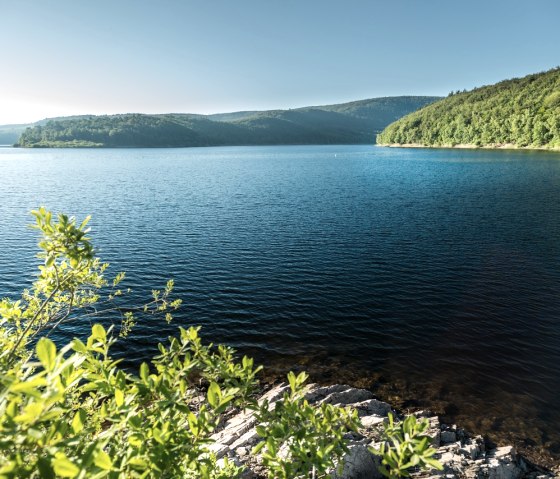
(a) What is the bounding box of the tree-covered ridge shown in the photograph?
[14,96,439,148]
[377,68,560,149]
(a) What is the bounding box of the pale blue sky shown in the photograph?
[1,0,559,124]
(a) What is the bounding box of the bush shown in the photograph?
[370,413,443,479]
[254,371,359,479]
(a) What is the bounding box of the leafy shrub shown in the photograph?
[253,371,360,479]
[370,413,443,478]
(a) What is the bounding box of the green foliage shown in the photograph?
[0,321,260,478]
[14,97,439,148]
[370,413,443,479]
[377,67,560,149]
[253,371,360,479]
[0,208,362,479]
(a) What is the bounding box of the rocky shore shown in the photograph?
[211,383,558,478]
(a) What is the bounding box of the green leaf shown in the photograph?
[36,338,57,371]
[79,215,91,230]
[92,324,106,341]
[10,376,47,395]
[128,457,148,470]
[252,441,266,454]
[152,428,164,444]
[72,339,87,353]
[72,409,86,434]
[53,455,80,478]
[37,458,55,479]
[139,362,149,381]
[115,389,124,407]
[94,450,113,470]
[424,457,444,470]
[207,382,220,408]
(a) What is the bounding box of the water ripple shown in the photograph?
[1,145,560,460]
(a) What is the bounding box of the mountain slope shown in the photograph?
[14,96,439,148]
[377,68,560,150]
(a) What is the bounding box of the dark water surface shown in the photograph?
[1,145,560,463]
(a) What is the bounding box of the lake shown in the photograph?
[1,144,560,463]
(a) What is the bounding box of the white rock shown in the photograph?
[331,444,381,479]
[305,384,352,403]
[360,415,385,428]
[229,429,260,451]
[320,387,375,406]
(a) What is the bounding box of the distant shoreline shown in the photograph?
[378,143,560,152]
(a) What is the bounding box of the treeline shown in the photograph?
[14,96,439,148]
[377,67,560,149]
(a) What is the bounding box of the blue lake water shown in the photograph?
[1,145,560,463]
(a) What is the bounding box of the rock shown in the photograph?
[320,387,375,407]
[236,447,248,457]
[331,444,382,479]
[211,409,256,446]
[352,399,392,417]
[427,416,442,447]
[459,437,483,460]
[230,429,260,450]
[441,430,457,445]
[360,415,385,428]
[305,384,353,403]
[483,446,525,479]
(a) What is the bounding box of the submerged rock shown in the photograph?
[210,383,555,479]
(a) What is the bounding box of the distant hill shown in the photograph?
[0,124,31,145]
[13,96,439,148]
[377,68,560,150]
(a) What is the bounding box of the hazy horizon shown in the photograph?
[0,94,445,126]
[1,0,559,124]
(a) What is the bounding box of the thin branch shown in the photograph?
[45,293,74,338]
[7,284,61,362]
[6,263,88,362]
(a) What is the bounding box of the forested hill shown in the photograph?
[377,68,560,150]
[14,96,439,148]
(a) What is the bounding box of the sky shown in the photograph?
[1,0,559,124]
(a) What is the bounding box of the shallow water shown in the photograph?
[1,145,560,463]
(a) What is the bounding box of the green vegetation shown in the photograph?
[14,97,439,148]
[253,371,358,479]
[370,413,443,479]
[0,208,441,478]
[377,67,560,149]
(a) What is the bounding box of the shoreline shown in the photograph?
[377,143,560,152]
[215,381,558,478]
[255,362,560,470]
[253,356,560,472]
